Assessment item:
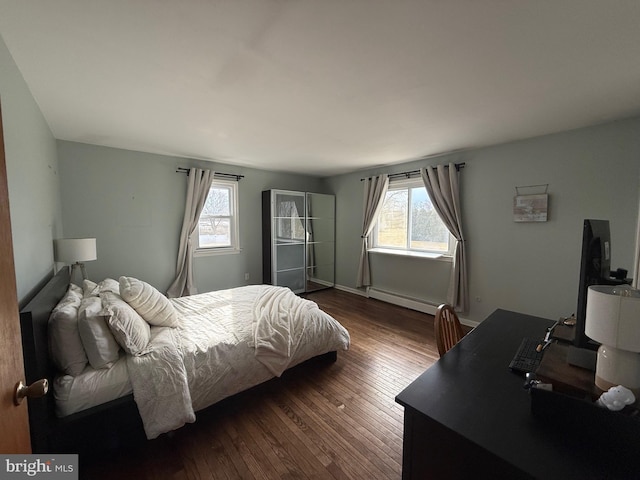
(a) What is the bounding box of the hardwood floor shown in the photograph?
[80,289,448,480]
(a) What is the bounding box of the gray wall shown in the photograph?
[327,117,640,323]
[0,33,62,302]
[4,23,639,327]
[57,141,328,293]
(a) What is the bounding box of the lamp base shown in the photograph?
[595,344,640,397]
[69,262,88,285]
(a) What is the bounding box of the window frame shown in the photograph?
[371,177,454,258]
[194,178,241,256]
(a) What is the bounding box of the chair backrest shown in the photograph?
[434,303,464,357]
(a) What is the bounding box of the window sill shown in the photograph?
[368,248,453,262]
[195,247,241,257]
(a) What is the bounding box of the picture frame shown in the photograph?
[513,193,548,222]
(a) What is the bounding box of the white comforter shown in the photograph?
[127,285,350,439]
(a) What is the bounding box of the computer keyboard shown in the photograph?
[509,337,545,374]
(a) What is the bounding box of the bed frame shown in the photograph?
[20,268,145,454]
[20,268,337,454]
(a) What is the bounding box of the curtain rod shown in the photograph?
[176,167,244,181]
[360,162,465,181]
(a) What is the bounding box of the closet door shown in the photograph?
[270,190,306,293]
[305,193,335,291]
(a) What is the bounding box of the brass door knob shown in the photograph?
[14,379,48,405]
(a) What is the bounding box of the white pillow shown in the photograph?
[100,291,151,356]
[119,276,179,327]
[78,296,121,369]
[85,278,120,297]
[48,288,88,376]
[69,283,83,298]
[82,279,98,297]
[57,284,83,307]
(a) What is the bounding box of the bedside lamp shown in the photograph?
[54,238,97,283]
[585,285,640,396]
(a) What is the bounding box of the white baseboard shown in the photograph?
[337,286,478,328]
[367,288,439,315]
[308,277,336,288]
[333,284,368,297]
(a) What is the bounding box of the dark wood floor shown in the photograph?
[80,288,450,480]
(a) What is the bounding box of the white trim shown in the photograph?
[367,287,479,328]
[368,248,453,262]
[194,247,241,257]
[333,284,368,297]
[368,288,439,315]
[333,284,478,328]
[308,277,335,288]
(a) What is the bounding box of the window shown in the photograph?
[196,179,239,255]
[373,178,453,256]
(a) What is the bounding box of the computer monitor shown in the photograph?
[574,219,613,350]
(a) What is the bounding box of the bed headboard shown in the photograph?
[19,267,70,450]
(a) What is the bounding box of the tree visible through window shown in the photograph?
[374,179,451,254]
[197,180,239,251]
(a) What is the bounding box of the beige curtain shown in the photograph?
[356,174,389,288]
[421,164,468,312]
[167,168,214,298]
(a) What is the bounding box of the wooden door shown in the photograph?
[0,100,32,453]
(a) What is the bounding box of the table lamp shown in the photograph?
[54,238,97,283]
[585,285,640,396]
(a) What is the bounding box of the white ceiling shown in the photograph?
[1,1,639,177]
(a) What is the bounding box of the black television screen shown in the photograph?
[574,219,612,349]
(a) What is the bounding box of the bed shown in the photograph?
[19,268,350,453]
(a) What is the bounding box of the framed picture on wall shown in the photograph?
[513,194,548,222]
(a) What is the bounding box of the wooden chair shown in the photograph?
[434,303,464,357]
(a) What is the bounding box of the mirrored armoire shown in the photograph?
[262,189,335,293]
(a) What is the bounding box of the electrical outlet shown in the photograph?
[244,273,250,281]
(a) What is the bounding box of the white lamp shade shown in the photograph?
[54,238,97,263]
[585,285,640,353]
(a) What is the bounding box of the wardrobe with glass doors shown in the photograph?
[262,189,335,293]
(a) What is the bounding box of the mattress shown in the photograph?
[53,352,132,417]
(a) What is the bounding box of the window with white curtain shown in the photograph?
[372,177,453,256]
[196,179,240,255]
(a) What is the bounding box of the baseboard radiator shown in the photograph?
[367,288,440,315]
[366,287,477,328]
